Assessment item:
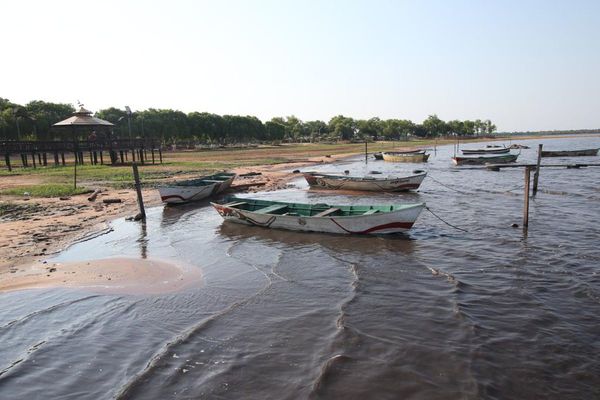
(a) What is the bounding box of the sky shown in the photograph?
[2,0,599,131]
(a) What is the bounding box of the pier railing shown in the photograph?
[1,139,163,170]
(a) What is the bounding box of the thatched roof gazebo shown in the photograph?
[52,106,114,141]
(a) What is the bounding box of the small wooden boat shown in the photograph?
[211,197,425,235]
[158,173,236,204]
[461,147,510,155]
[303,171,427,192]
[452,153,518,165]
[541,148,599,157]
[382,151,429,163]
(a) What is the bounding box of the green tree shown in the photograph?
[328,115,356,140]
[265,120,286,141]
[422,114,448,137]
[304,120,328,142]
[484,119,497,135]
[26,100,74,140]
[357,117,383,139]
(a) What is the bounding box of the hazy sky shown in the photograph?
[2,0,599,131]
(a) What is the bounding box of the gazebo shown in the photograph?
[50,106,160,166]
[52,106,114,141]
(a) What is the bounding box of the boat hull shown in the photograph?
[303,172,426,192]
[461,148,510,155]
[382,152,430,163]
[541,149,599,157]
[159,174,235,204]
[452,154,518,165]
[211,201,424,235]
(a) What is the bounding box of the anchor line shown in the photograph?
[426,174,470,194]
[424,206,469,233]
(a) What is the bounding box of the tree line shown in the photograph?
[1,97,497,144]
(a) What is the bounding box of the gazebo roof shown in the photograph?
[53,107,114,127]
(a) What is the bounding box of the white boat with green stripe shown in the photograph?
[211,197,425,235]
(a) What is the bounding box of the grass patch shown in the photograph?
[0,184,90,198]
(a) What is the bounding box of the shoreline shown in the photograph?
[0,135,578,293]
[0,153,351,293]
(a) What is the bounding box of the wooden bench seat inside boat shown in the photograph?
[314,207,341,217]
[255,204,288,214]
[363,209,379,215]
[224,201,247,207]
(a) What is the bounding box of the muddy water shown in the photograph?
[1,135,599,399]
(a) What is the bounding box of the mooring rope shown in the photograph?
[426,174,470,194]
[428,173,523,196]
[424,205,469,233]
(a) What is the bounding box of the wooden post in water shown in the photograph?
[523,166,532,232]
[5,153,11,172]
[365,140,368,164]
[132,163,146,221]
[532,144,543,196]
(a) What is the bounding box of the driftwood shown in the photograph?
[87,189,102,201]
[102,198,122,204]
[239,172,262,177]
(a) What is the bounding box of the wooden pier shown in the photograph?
[454,162,600,171]
[1,139,163,171]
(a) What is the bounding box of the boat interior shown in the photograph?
[220,197,419,217]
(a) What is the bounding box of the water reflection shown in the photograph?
[159,199,215,228]
[217,221,417,255]
[138,222,148,259]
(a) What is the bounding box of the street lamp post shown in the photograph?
[125,106,133,140]
[125,106,134,162]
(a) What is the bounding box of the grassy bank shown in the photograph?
[0,139,473,195]
[0,184,90,198]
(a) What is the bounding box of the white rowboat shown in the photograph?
[211,197,425,235]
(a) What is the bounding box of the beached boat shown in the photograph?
[158,173,236,204]
[452,153,518,166]
[382,151,429,162]
[461,147,510,155]
[303,171,427,192]
[541,148,599,157]
[211,197,425,235]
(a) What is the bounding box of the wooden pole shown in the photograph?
[523,166,531,232]
[5,153,11,172]
[532,144,543,196]
[74,158,77,189]
[132,163,146,221]
[365,140,368,163]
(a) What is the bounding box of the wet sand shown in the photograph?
[0,257,202,295]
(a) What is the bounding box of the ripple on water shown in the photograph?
[1,135,600,399]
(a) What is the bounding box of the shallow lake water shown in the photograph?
[1,135,599,399]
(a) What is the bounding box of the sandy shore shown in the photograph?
[0,257,202,295]
[0,153,349,293]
